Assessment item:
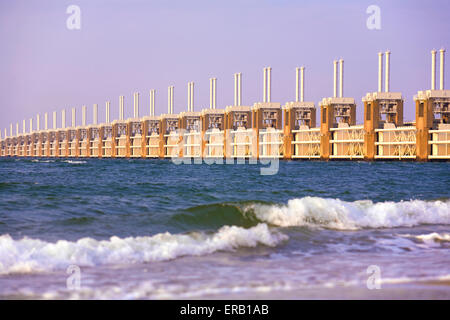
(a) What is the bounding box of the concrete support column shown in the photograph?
[210,78,213,109]
[415,98,433,161]
[62,110,66,129]
[82,106,87,126]
[378,52,383,92]
[214,78,217,109]
[152,90,155,116]
[385,50,390,92]
[363,100,379,160]
[141,120,148,158]
[234,73,238,106]
[339,59,344,98]
[93,104,98,125]
[168,87,171,114]
[320,104,333,160]
[106,101,110,123]
[333,60,338,98]
[300,67,305,102]
[440,48,445,90]
[53,112,57,130]
[431,50,437,90]
[238,73,242,106]
[125,122,131,158]
[72,108,76,127]
[171,86,174,114]
[134,93,139,118]
[119,96,124,120]
[263,68,267,103]
[190,82,194,112]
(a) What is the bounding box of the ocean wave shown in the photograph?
[243,197,450,230]
[31,159,55,163]
[400,232,450,247]
[0,224,287,275]
[63,160,86,164]
[170,202,260,230]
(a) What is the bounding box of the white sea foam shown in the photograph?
[400,232,450,247]
[0,224,287,275]
[246,197,450,230]
[63,160,86,164]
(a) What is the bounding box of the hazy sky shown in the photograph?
[1,0,449,134]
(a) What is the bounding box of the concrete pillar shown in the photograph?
[10,124,13,137]
[168,87,171,114]
[295,67,300,102]
[267,67,272,102]
[93,104,98,125]
[133,93,139,118]
[149,90,155,116]
[82,106,87,126]
[263,68,267,102]
[440,48,445,90]
[415,98,433,161]
[72,108,76,127]
[339,59,344,98]
[210,78,213,109]
[363,99,379,160]
[23,119,26,134]
[152,90,155,116]
[320,104,333,160]
[192,82,194,111]
[214,78,217,109]
[385,50,390,92]
[238,73,242,106]
[53,112,57,129]
[234,73,238,106]
[168,87,174,114]
[106,101,110,123]
[29,118,33,133]
[300,67,305,102]
[188,82,191,112]
[378,52,383,92]
[171,86,174,114]
[431,50,437,90]
[119,96,124,120]
[62,109,66,129]
[149,90,153,116]
[333,60,338,98]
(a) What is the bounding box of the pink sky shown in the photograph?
[1,0,449,134]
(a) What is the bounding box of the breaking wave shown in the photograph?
[243,197,450,230]
[0,224,287,275]
[62,160,87,164]
[400,232,450,247]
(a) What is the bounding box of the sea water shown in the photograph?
[0,158,449,299]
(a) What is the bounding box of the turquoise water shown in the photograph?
[0,158,449,299]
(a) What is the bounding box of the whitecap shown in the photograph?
[245,197,450,230]
[0,224,287,275]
